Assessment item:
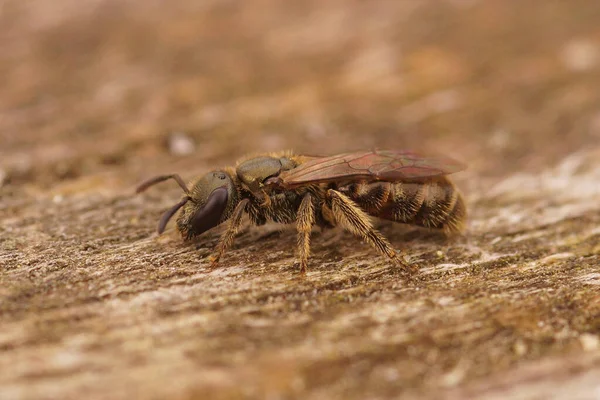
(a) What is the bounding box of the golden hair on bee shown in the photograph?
[137,149,466,273]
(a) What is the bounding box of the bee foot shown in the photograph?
[393,253,418,274]
[208,254,221,270]
[291,261,308,275]
[300,263,308,275]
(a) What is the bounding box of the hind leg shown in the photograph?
[327,189,416,273]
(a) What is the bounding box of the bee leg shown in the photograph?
[296,193,315,274]
[327,189,417,274]
[208,198,250,268]
[258,190,272,208]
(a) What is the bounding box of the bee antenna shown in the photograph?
[158,197,190,234]
[136,174,190,194]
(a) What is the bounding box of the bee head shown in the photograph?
[170,170,239,239]
[140,170,238,238]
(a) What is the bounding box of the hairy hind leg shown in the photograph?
[209,198,250,268]
[296,193,315,274]
[328,189,416,273]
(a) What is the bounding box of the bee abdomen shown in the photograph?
[413,180,466,232]
[342,182,391,213]
[349,179,465,233]
[338,178,465,232]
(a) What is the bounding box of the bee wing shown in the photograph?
[279,150,466,188]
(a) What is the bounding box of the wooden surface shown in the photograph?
[1,1,600,399]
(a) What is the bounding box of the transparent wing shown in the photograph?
[278,150,466,188]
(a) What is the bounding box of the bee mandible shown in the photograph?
[136,150,467,273]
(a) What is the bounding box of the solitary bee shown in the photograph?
[136,150,466,273]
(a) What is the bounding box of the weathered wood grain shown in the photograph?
[1,1,599,399]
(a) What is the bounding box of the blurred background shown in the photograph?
[1,1,600,399]
[1,0,599,191]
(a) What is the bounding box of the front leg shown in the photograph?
[296,193,315,273]
[327,189,416,273]
[209,198,250,268]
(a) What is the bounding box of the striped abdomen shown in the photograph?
[339,178,466,233]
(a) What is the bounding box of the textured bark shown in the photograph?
[1,1,600,399]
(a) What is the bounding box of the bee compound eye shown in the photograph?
[189,186,229,235]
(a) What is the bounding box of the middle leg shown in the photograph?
[296,193,315,273]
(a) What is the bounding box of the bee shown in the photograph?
[136,150,466,273]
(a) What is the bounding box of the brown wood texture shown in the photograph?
[1,1,599,399]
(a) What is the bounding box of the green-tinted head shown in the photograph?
[175,171,239,239]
